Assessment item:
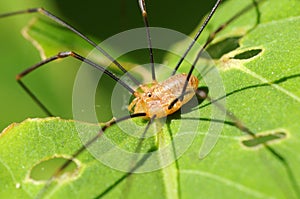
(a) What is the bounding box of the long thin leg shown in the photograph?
[196,88,284,156]
[171,0,222,75]
[138,0,156,81]
[16,51,135,93]
[169,0,263,109]
[196,89,255,137]
[18,80,54,116]
[17,51,135,116]
[96,114,156,199]
[172,0,264,75]
[131,114,157,160]
[35,112,146,199]
[167,1,221,109]
[0,8,141,86]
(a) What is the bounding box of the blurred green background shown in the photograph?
[0,0,215,131]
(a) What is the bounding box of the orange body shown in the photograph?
[128,74,199,118]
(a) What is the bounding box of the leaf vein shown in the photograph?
[181,169,274,199]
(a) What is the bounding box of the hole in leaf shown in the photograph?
[233,49,262,59]
[30,157,79,181]
[242,131,287,148]
[206,36,241,59]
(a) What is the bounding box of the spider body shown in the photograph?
[129,74,199,118]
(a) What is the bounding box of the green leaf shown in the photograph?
[23,16,145,75]
[0,118,170,198]
[1,0,300,199]
[23,17,91,59]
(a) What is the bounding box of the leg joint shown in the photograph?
[57,51,74,58]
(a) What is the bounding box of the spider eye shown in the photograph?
[147,92,152,97]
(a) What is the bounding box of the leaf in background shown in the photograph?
[23,17,143,76]
[0,0,300,198]
[22,17,90,59]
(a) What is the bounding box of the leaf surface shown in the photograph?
[1,0,300,198]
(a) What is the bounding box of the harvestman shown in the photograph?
[0,0,297,198]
